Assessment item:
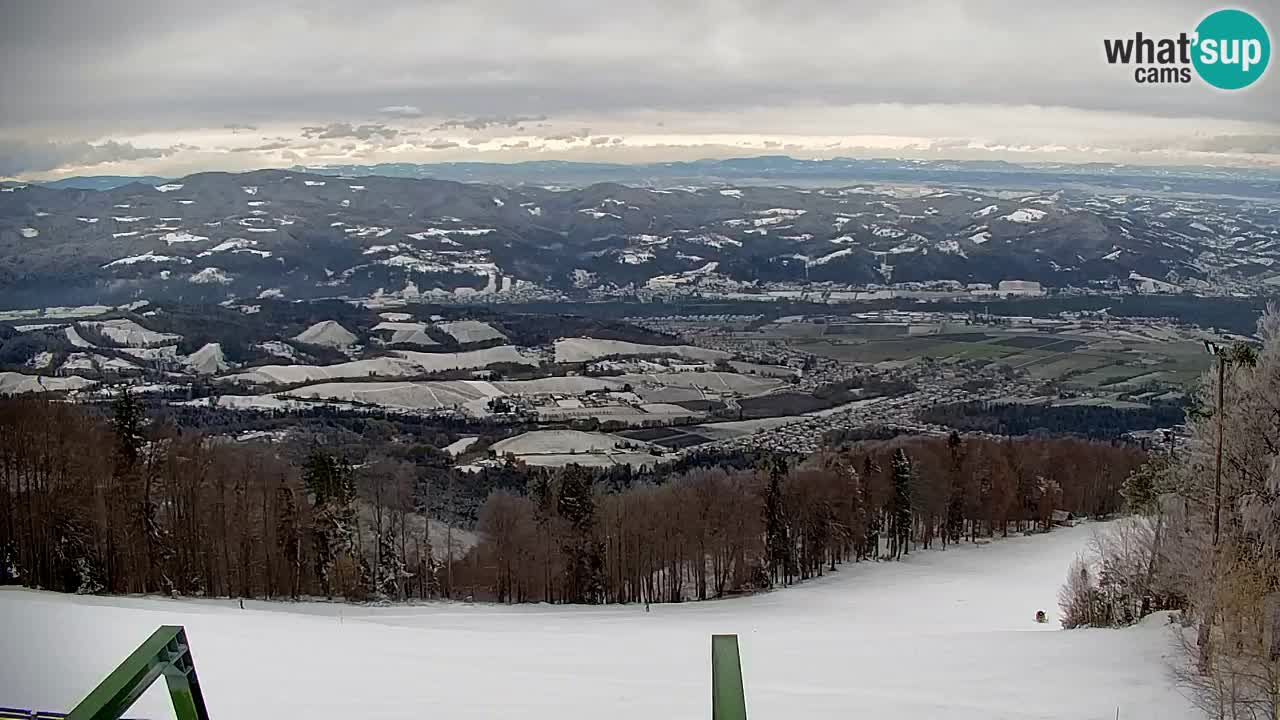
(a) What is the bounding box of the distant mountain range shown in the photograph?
[15,156,1280,198]
[1,165,1277,309]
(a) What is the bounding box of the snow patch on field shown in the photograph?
[185,343,231,375]
[198,238,258,257]
[554,338,730,364]
[189,267,231,285]
[154,183,183,192]
[0,523,1198,720]
[435,320,506,344]
[0,372,95,395]
[293,321,357,348]
[79,319,181,348]
[370,321,438,346]
[491,429,649,456]
[1001,208,1047,223]
[103,252,191,267]
[162,231,209,245]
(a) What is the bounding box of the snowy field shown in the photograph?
[0,523,1195,720]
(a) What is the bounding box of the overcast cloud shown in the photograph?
[0,0,1276,178]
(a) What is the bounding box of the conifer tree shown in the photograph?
[302,449,357,598]
[890,448,913,560]
[375,524,408,601]
[764,456,790,585]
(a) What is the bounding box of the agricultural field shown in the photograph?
[782,323,1210,391]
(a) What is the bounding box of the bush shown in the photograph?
[1059,517,1182,629]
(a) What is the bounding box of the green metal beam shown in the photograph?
[711,634,747,720]
[67,625,210,720]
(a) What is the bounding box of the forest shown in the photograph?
[0,391,1144,606]
[918,400,1186,440]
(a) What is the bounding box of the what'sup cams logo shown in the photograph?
[1104,9,1270,89]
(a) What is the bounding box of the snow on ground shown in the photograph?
[443,436,479,456]
[79,319,181,348]
[103,252,191,268]
[435,320,506,344]
[0,523,1195,720]
[292,320,357,348]
[1001,208,1048,223]
[26,351,55,369]
[19,227,38,238]
[491,429,648,455]
[554,338,730,364]
[370,321,439,346]
[255,340,301,361]
[185,342,231,375]
[223,347,538,387]
[279,375,621,414]
[0,371,95,395]
[615,371,785,395]
[161,231,209,245]
[65,326,95,348]
[189,267,231,284]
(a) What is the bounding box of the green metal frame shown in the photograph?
[67,625,210,720]
[711,634,747,720]
[58,623,739,719]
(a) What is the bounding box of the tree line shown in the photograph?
[452,433,1144,604]
[918,400,1186,440]
[0,393,466,601]
[0,391,1144,608]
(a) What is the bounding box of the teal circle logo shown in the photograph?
[1192,9,1270,89]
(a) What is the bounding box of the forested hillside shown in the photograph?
[0,391,1144,605]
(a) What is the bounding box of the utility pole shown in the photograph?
[1213,349,1224,547]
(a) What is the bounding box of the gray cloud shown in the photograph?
[434,114,548,131]
[501,140,531,149]
[1189,134,1280,154]
[0,0,1275,174]
[545,128,592,142]
[377,105,424,118]
[421,139,460,150]
[300,122,400,141]
[0,0,1272,135]
[230,140,293,153]
[0,138,177,175]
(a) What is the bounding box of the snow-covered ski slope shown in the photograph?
[1,522,1195,720]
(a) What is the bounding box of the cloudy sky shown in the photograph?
[1,0,1276,179]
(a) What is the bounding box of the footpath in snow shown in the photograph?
[0,522,1196,720]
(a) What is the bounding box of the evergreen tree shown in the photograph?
[763,456,790,586]
[861,455,882,559]
[890,448,913,560]
[375,524,409,600]
[110,389,154,592]
[275,486,300,600]
[302,449,357,597]
[557,465,602,603]
[945,432,966,545]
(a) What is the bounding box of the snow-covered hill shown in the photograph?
[0,523,1196,719]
